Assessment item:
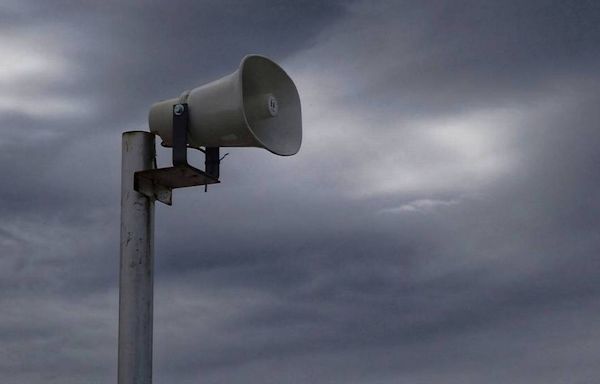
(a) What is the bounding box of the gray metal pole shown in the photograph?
[119,131,155,384]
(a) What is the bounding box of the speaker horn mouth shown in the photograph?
[240,55,302,156]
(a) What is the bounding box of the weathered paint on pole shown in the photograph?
[119,131,155,384]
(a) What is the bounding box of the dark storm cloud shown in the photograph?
[2,0,347,127]
[287,0,600,124]
[1,1,600,383]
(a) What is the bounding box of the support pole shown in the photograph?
[119,131,155,384]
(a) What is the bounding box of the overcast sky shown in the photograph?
[1,1,600,383]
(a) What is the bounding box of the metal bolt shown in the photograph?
[173,104,185,116]
[267,95,279,117]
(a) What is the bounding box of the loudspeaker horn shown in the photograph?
[148,55,302,156]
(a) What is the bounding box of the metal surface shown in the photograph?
[134,103,220,205]
[134,174,173,206]
[136,165,218,190]
[205,147,220,179]
[172,103,188,167]
[119,131,155,384]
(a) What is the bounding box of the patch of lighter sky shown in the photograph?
[379,197,463,214]
[0,95,93,119]
[0,30,91,119]
[281,0,521,201]
[287,66,520,199]
[0,33,67,85]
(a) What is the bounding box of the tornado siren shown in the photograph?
[149,55,302,156]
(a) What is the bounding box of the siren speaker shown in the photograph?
[148,55,302,156]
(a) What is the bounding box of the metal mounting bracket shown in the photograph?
[134,103,220,205]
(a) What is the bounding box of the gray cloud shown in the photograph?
[1,1,600,383]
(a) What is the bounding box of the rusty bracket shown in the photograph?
[134,103,220,206]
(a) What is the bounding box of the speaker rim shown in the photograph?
[237,54,302,156]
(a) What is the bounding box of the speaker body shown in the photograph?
[148,55,302,156]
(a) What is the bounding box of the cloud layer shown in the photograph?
[1,1,599,383]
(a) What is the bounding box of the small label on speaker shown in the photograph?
[268,95,279,117]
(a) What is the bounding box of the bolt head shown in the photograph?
[173,104,185,116]
[267,95,279,117]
